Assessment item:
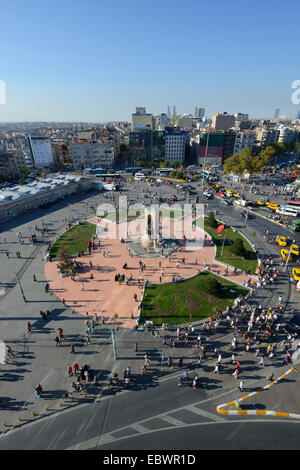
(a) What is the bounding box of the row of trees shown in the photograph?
[223,142,288,175]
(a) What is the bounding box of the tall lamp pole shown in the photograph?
[201,130,210,190]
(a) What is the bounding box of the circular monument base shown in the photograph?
[126,238,179,258]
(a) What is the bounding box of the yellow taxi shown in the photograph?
[256,200,265,206]
[266,202,280,210]
[292,268,300,281]
[281,249,292,261]
[146,178,154,182]
[276,235,287,246]
[178,179,187,183]
[226,189,233,194]
[233,193,240,198]
[291,244,300,256]
[215,184,221,188]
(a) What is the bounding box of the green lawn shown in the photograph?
[141,271,249,326]
[49,221,96,258]
[195,217,258,274]
[102,208,185,223]
[103,209,141,223]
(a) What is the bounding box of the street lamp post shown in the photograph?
[283,246,292,272]
[111,329,118,360]
[201,131,210,190]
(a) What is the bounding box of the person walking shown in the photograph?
[73,363,79,375]
[67,365,73,377]
[239,380,244,392]
[55,336,61,347]
[258,355,265,367]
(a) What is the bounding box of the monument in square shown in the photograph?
[127,206,178,258]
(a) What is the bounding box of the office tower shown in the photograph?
[172,105,177,117]
[198,108,205,118]
[167,106,171,118]
[193,107,198,118]
[296,111,300,119]
[274,108,280,119]
[27,134,54,168]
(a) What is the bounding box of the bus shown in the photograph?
[84,168,107,175]
[276,205,300,217]
[125,167,140,173]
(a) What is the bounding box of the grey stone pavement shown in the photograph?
[0,181,299,439]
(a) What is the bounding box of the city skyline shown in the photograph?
[0,0,299,122]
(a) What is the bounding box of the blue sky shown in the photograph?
[0,0,299,122]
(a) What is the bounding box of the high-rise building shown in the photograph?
[172,105,177,117]
[193,107,198,118]
[274,108,280,119]
[198,108,205,119]
[212,113,235,131]
[27,134,54,168]
[296,111,300,120]
[167,106,171,118]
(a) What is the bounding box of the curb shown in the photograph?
[216,365,299,418]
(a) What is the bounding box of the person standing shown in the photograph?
[67,365,73,377]
[239,380,244,392]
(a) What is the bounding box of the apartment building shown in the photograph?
[212,112,235,131]
[70,140,114,170]
[233,130,255,155]
[165,130,187,163]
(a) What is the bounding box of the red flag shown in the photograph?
[217,224,225,233]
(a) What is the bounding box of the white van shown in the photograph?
[276,206,299,217]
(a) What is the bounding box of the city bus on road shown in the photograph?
[125,167,141,173]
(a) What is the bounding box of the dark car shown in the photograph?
[240,211,254,219]
[284,315,300,336]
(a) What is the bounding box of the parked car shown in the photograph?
[221,199,232,205]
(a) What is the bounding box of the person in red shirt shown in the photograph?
[67,366,73,377]
[73,363,79,375]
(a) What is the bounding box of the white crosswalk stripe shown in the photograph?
[185,405,227,422]
[160,415,186,426]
